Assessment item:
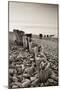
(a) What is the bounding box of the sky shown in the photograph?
[9,1,58,36]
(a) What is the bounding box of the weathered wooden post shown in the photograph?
[23,35,27,49]
[33,46,41,72]
[34,46,38,57]
[25,34,32,51]
[29,41,32,53]
[13,29,25,46]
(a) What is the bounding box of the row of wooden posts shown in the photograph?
[13,29,42,56]
[14,30,46,73]
[13,29,42,57]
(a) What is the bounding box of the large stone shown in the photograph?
[13,69,17,74]
[16,64,21,67]
[50,74,58,81]
[31,78,39,86]
[24,66,35,75]
[12,85,18,88]
[9,62,15,68]
[40,83,44,87]
[48,79,54,83]
[17,67,22,74]
[17,52,23,59]
[21,64,25,70]
[30,76,36,82]
[15,82,22,87]
[17,75,23,82]
[23,74,30,78]
[9,68,14,74]
[30,58,34,61]
[22,79,31,87]
[13,76,18,82]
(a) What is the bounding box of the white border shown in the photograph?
[0,0,60,90]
